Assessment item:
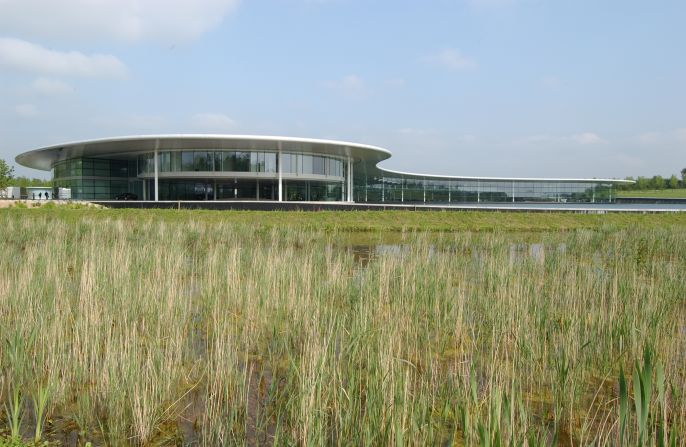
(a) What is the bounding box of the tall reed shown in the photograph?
[0,212,684,445]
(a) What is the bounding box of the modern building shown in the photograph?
[15,135,630,204]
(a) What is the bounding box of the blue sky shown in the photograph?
[1,0,685,179]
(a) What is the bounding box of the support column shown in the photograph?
[423,179,426,204]
[154,145,159,202]
[477,180,481,203]
[347,157,353,202]
[512,181,515,203]
[448,181,451,203]
[278,142,283,202]
[365,176,368,202]
[381,177,385,202]
[401,179,404,203]
[213,179,217,200]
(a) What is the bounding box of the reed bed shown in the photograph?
[0,212,684,445]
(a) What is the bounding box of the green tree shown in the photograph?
[668,175,679,189]
[635,176,649,190]
[681,167,686,184]
[13,176,51,187]
[0,159,15,189]
[651,175,665,190]
[617,177,634,191]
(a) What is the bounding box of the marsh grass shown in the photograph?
[0,211,684,445]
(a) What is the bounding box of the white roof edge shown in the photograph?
[376,166,634,183]
[22,134,393,156]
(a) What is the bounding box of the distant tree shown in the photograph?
[619,177,634,191]
[635,176,649,190]
[668,175,679,189]
[651,175,665,190]
[0,159,15,189]
[682,167,686,183]
[13,176,52,187]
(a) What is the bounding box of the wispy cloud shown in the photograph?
[324,74,366,98]
[0,0,240,42]
[32,77,74,95]
[0,38,127,78]
[522,132,608,145]
[15,103,38,117]
[191,113,236,132]
[427,48,476,71]
[633,128,686,145]
[572,132,606,145]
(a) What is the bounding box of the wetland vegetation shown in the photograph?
[0,209,685,445]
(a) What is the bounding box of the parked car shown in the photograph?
[115,192,138,200]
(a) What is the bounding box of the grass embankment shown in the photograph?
[617,189,686,198]
[0,210,685,445]
[4,206,686,233]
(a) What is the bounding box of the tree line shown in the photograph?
[616,168,686,191]
[0,159,51,189]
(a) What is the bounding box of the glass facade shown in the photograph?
[46,142,619,203]
[53,158,137,200]
[136,150,343,177]
[355,177,614,204]
[53,150,347,201]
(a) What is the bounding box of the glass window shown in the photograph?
[250,152,260,172]
[170,152,182,171]
[301,155,313,175]
[214,152,222,171]
[194,152,209,171]
[223,152,235,171]
[235,152,250,171]
[182,152,194,171]
[313,156,325,175]
[264,153,277,173]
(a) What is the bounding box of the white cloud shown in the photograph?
[632,128,686,145]
[32,77,74,95]
[324,74,366,98]
[634,131,662,145]
[0,0,240,42]
[398,127,431,136]
[15,104,38,117]
[521,132,607,145]
[572,132,607,145]
[191,113,236,131]
[0,38,127,78]
[428,48,476,71]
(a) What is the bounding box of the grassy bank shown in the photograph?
[0,210,685,445]
[3,206,686,233]
[617,188,686,198]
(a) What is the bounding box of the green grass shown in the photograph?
[617,188,686,198]
[3,206,686,233]
[0,209,685,445]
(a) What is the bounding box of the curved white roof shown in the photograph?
[15,134,392,171]
[15,134,632,184]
